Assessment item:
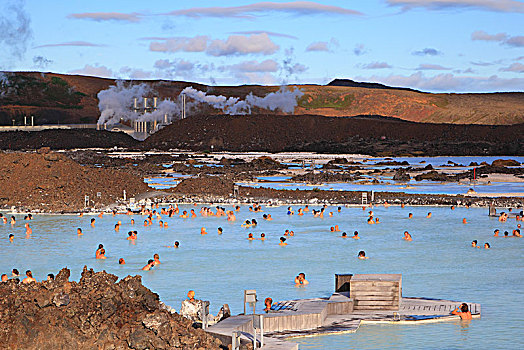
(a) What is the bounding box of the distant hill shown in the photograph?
[327,79,420,92]
[1,71,523,126]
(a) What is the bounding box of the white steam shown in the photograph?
[97,81,180,125]
[181,86,304,115]
[97,81,304,124]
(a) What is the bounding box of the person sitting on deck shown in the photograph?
[452,303,472,320]
[264,297,274,313]
[180,290,203,323]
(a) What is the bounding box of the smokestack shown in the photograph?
[144,97,148,110]
[153,120,157,131]
[153,97,158,109]
[24,116,27,126]
[181,94,186,119]
[31,116,34,126]
[134,98,138,109]
[164,114,168,124]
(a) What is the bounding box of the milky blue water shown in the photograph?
[1,205,522,349]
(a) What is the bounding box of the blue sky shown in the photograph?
[1,0,523,92]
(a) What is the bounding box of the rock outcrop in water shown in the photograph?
[0,267,224,350]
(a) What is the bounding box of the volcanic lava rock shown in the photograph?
[492,159,520,167]
[414,170,452,182]
[0,267,224,350]
[393,169,411,181]
[172,176,235,197]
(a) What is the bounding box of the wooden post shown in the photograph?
[335,274,353,293]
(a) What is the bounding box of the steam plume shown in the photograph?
[97,81,180,125]
[97,81,304,124]
[0,0,32,67]
[181,86,304,115]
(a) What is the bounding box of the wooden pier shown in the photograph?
[205,274,481,349]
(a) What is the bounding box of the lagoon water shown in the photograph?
[1,205,523,349]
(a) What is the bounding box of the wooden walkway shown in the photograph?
[206,293,480,349]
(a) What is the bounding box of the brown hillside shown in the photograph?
[1,72,523,126]
[0,151,150,212]
[143,114,524,156]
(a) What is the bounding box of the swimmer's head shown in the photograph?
[1,274,7,282]
[354,231,359,236]
[100,249,105,255]
[26,270,32,278]
[460,303,469,313]
[187,290,195,299]
[154,253,159,259]
[77,228,82,234]
[342,232,347,237]
[91,218,95,223]
[280,237,286,243]
[119,258,125,265]
[484,243,490,249]
[98,244,104,249]
[248,233,253,238]
[358,251,366,257]
[47,273,54,281]
[174,241,179,247]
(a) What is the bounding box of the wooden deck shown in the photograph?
[205,274,481,349]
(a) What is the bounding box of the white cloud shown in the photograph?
[148,34,279,56]
[229,30,298,39]
[412,47,442,56]
[34,41,105,49]
[67,12,141,22]
[353,43,367,56]
[387,0,524,13]
[471,30,507,41]
[306,38,339,52]
[361,62,393,69]
[358,71,524,92]
[69,64,114,78]
[306,41,329,52]
[506,36,524,47]
[207,33,279,56]
[226,59,279,73]
[165,2,363,18]
[416,63,452,70]
[472,31,524,47]
[149,36,208,53]
[500,62,524,73]
[118,67,153,80]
